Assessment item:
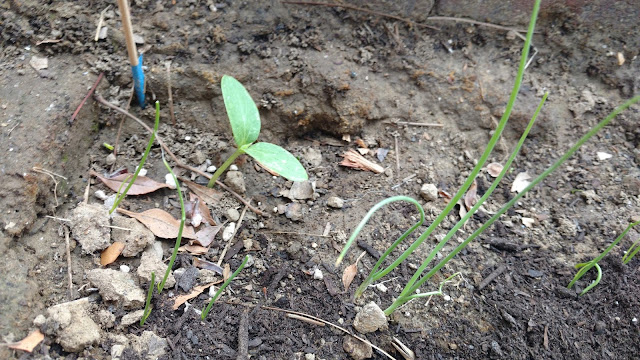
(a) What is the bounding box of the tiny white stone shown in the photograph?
[136,167,147,177]
[94,190,107,200]
[596,152,613,160]
[632,317,638,323]
[165,174,177,189]
[229,164,238,171]
[206,165,217,173]
[222,222,236,241]
[185,136,191,141]
[313,268,323,280]
[120,265,130,273]
[273,207,278,213]
[443,295,451,301]
[375,283,388,293]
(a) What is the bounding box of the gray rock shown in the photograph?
[190,149,207,165]
[285,202,304,221]
[87,269,145,309]
[353,302,388,334]
[343,335,372,360]
[70,203,111,253]
[128,331,168,360]
[97,309,116,328]
[112,216,155,257]
[137,246,175,288]
[302,148,323,167]
[120,310,144,329]
[287,181,315,200]
[224,170,246,194]
[327,196,344,209]
[419,183,438,202]
[226,208,240,222]
[176,266,199,292]
[42,298,101,352]
[106,153,117,165]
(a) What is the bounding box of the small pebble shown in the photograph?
[313,268,323,280]
[222,222,236,241]
[120,265,130,273]
[136,167,147,177]
[375,283,388,293]
[420,183,438,201]
[165,174,177,189]
[106,153,117,165]
[229,164,238,171]
[206,165,217,173]
[94,190,107,200]
[226,208,240,222]
[327,196,344,209]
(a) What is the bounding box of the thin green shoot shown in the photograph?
[568,220,640,294]
[201,255,249,320]
[403,272,460,302]
[140,272,155,326]
[103,142,114,151]
[206,75,307,188]
[109,101,160,214]
[622,237,640,265]
[157,148,185,293]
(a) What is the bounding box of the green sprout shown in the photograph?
[622,237,640,265]
[201,255,249,320]
[568,220,640,295]
[157,148,185,293]
[109,101,160,214]
[206,75,307,188]
[140,272,155,326]
[103,142,114,151]
[335,0,640,315]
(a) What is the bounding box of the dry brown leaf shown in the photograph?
[464,179,478,211]
[355,138,368,148]
[90,170,170,195]
[458,199,468,227]
[342,251,366,291]
[8,330,44,353]
[223,263,231,282]
[486,162,503,178]
[194,195,216,226]
[117,208,196,239]
[179,244,208,255]
[100,241,125,266]
[340,149,384,174]
[194,224,223,247]
[180,177,223,206]
[172,281,221,310]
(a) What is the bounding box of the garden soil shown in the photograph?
[1,1,639,359]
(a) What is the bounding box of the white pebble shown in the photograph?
[184,136,191,141]
[222,222,236,241]
[313,268,323,280]
[94,190,107,200]
[229,164,238,171]
[165,174,177,189]
[375,283,388,293]
[206,165,217,173]
[136,167,147,177]
[120,265,130,273]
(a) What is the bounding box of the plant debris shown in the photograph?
[90,170,170,195]
[117,208,196,239]
[340,149,384,174]
[100,241,125,266]
[7,330,44,353]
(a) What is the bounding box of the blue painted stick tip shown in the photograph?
[132,54,146,108]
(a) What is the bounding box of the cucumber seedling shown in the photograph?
[206,75,307,188]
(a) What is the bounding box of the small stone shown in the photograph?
[120,310,144,328]
[87,269,145,309]
[449,343,458,350]
[313,268,323,280]
[70,203,111,254]
[97,310,115,328]
[229,164,239,171]
[375,283,387,293]
[353,302,388,334]
[137,246,175,288]
[226,208,240,221]
[596,152,613,160]
[285,202,304,221]
[128,331,167,359]
[222,222,236,241]
[343,335,373,360]
[190,150,207,165]
[243,238,253,251]
[132,33,144,45]
[112,216,155,257]
[302,148,322,167]
[94,190,107,200]
[120,265,130,273]
[206,165,217,173]
[176,266,199,292]
[327,196,344,209]
[420,183,438,201]
[42,298,101,352]
[198,269,218,283]
[594,320,606,335]
[224,171,246,194]
[165,173,177,189]
[288,181,315,200]
[33,314,46,327]
[527,269,544,278]
[98,26,108,40]
[305,354,316,360]
[106,153,117,165]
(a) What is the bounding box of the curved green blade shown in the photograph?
[221,75,260,147]
[245,142,308,182]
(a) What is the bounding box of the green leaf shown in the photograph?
[221,75,260,147]
[245,142,308,182]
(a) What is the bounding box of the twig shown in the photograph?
[100,225,133,231]
[45,215,70,222]
[263,230,330,238]
[32,167,66,207]
[236,309,249,360]
[218,203,249,266]
[286,313,325,326]
[394,134,400,173]
[478,264,506,290]
[7,120,21,135]
[64,226,73,300]
[112,83,135,163]
[70,73,104,123]
[166,61,176,126]
[82,178,90,204]
[93,94,265,216]
[391,173,417,190]
[263,306,396,360]
[426,16,529,40]
[94,5,112,42]
[394,121,444,127]
[282,1,439,31]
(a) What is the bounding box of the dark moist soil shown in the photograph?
[1,1,640,359]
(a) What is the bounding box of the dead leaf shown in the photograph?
[340,149,384,174]
[194,195,216,226]
[511,172,532,193]
[193,257,224,274]
[172,281,221,310]
[355,138,368,148]
[223,263,231,282]
[458,199,468,226]
[194,224,223,247]
[178,244,208,255]
[100,241,125,266]
[439,190,453,203]
[29,56,48,71]
[179,177,223,205]
[342,251,366,291]
[8,330,44,352]
[486,162,503,177]
[117,208,196,239]
[90,170,170,195]
[464,179,478,211]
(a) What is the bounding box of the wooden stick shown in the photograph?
[64,227,73,300]
[70,72,103,123]
[116,0,138,66]
[93,94,265,216]
[166,61,176,126]
[395,121,444,127]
